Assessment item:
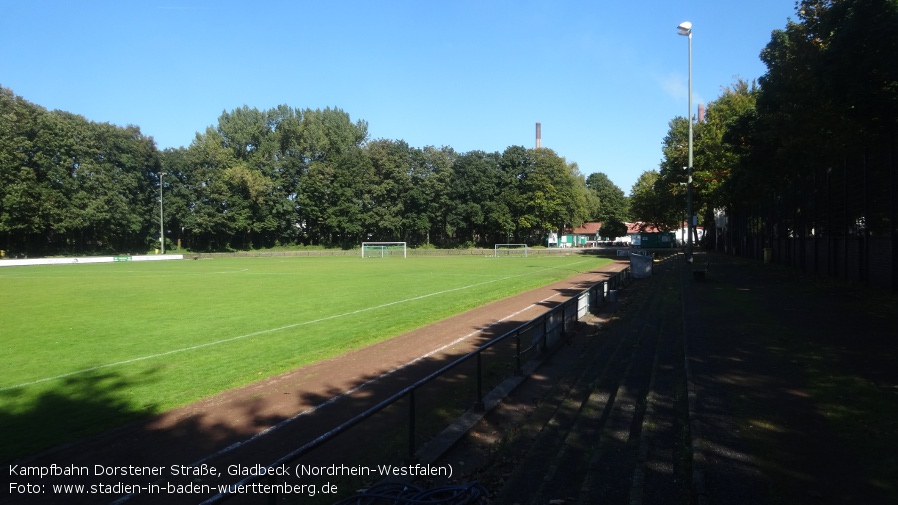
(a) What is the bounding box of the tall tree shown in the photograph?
[507,148,595,243]
[586,172,630,224]
[363,139,410,241]
[629,170,679,231]
[0,87,48,255]
[180,127,238,250]
[446,150,499,246]
[323,145,375,247]
[404,145,454,246]
[0,97,158,254]
[656,80,759,240]
[4,86,625,252]
[801,0,898,140]
[294,107,369,246]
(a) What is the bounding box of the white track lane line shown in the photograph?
[182,268,610,467]
[111,267,610,504]
[3,261,593,392]
[112,290,571,504]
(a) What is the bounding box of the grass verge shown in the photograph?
[1,253,610,461]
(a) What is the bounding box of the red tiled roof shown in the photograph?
[625,222,667,234]
[626,222,703,234]
[571,222,601,234]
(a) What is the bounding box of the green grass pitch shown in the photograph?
[0,253,611,461]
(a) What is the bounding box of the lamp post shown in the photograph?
[159,171,167,254]
[677,21,694,263]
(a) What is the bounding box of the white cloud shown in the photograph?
[658,71,706,114]
[660,71,688,102]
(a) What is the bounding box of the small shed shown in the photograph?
[560,235,588,247]
[637,232,675,248]
[626,223,676,248]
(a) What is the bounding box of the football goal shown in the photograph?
[494,244,529,257]
[361,241,407,258]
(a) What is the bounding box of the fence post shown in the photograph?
[560,301,568,340]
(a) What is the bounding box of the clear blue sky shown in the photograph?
[1,0,797,193]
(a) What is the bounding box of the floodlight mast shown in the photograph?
[677,21,694,263]
[159,171,166,254]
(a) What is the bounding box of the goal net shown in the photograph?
[361,242,407,258]
[494,244,529,257]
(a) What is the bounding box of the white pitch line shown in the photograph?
[111,289,569,505]
[155,291,565,470]
[2,261,594,392]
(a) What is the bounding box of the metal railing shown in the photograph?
[202,267,631,504]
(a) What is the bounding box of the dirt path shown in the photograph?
[11,257,630,505]
[415,252,898,505]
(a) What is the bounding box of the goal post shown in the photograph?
[494,244,529,257]
[361,241,407,258]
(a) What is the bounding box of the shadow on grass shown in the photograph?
[3,304,560,504]
[685,253,898,505]
[1,368,161,463]
[4,264,640,505]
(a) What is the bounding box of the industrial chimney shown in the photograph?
[697,104,705,123]
[536,122,541,149]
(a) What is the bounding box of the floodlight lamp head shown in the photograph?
[677,21,692,36]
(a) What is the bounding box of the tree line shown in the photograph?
[0,94,632,255]
[8,0,889,259]
[630,0,897,257]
